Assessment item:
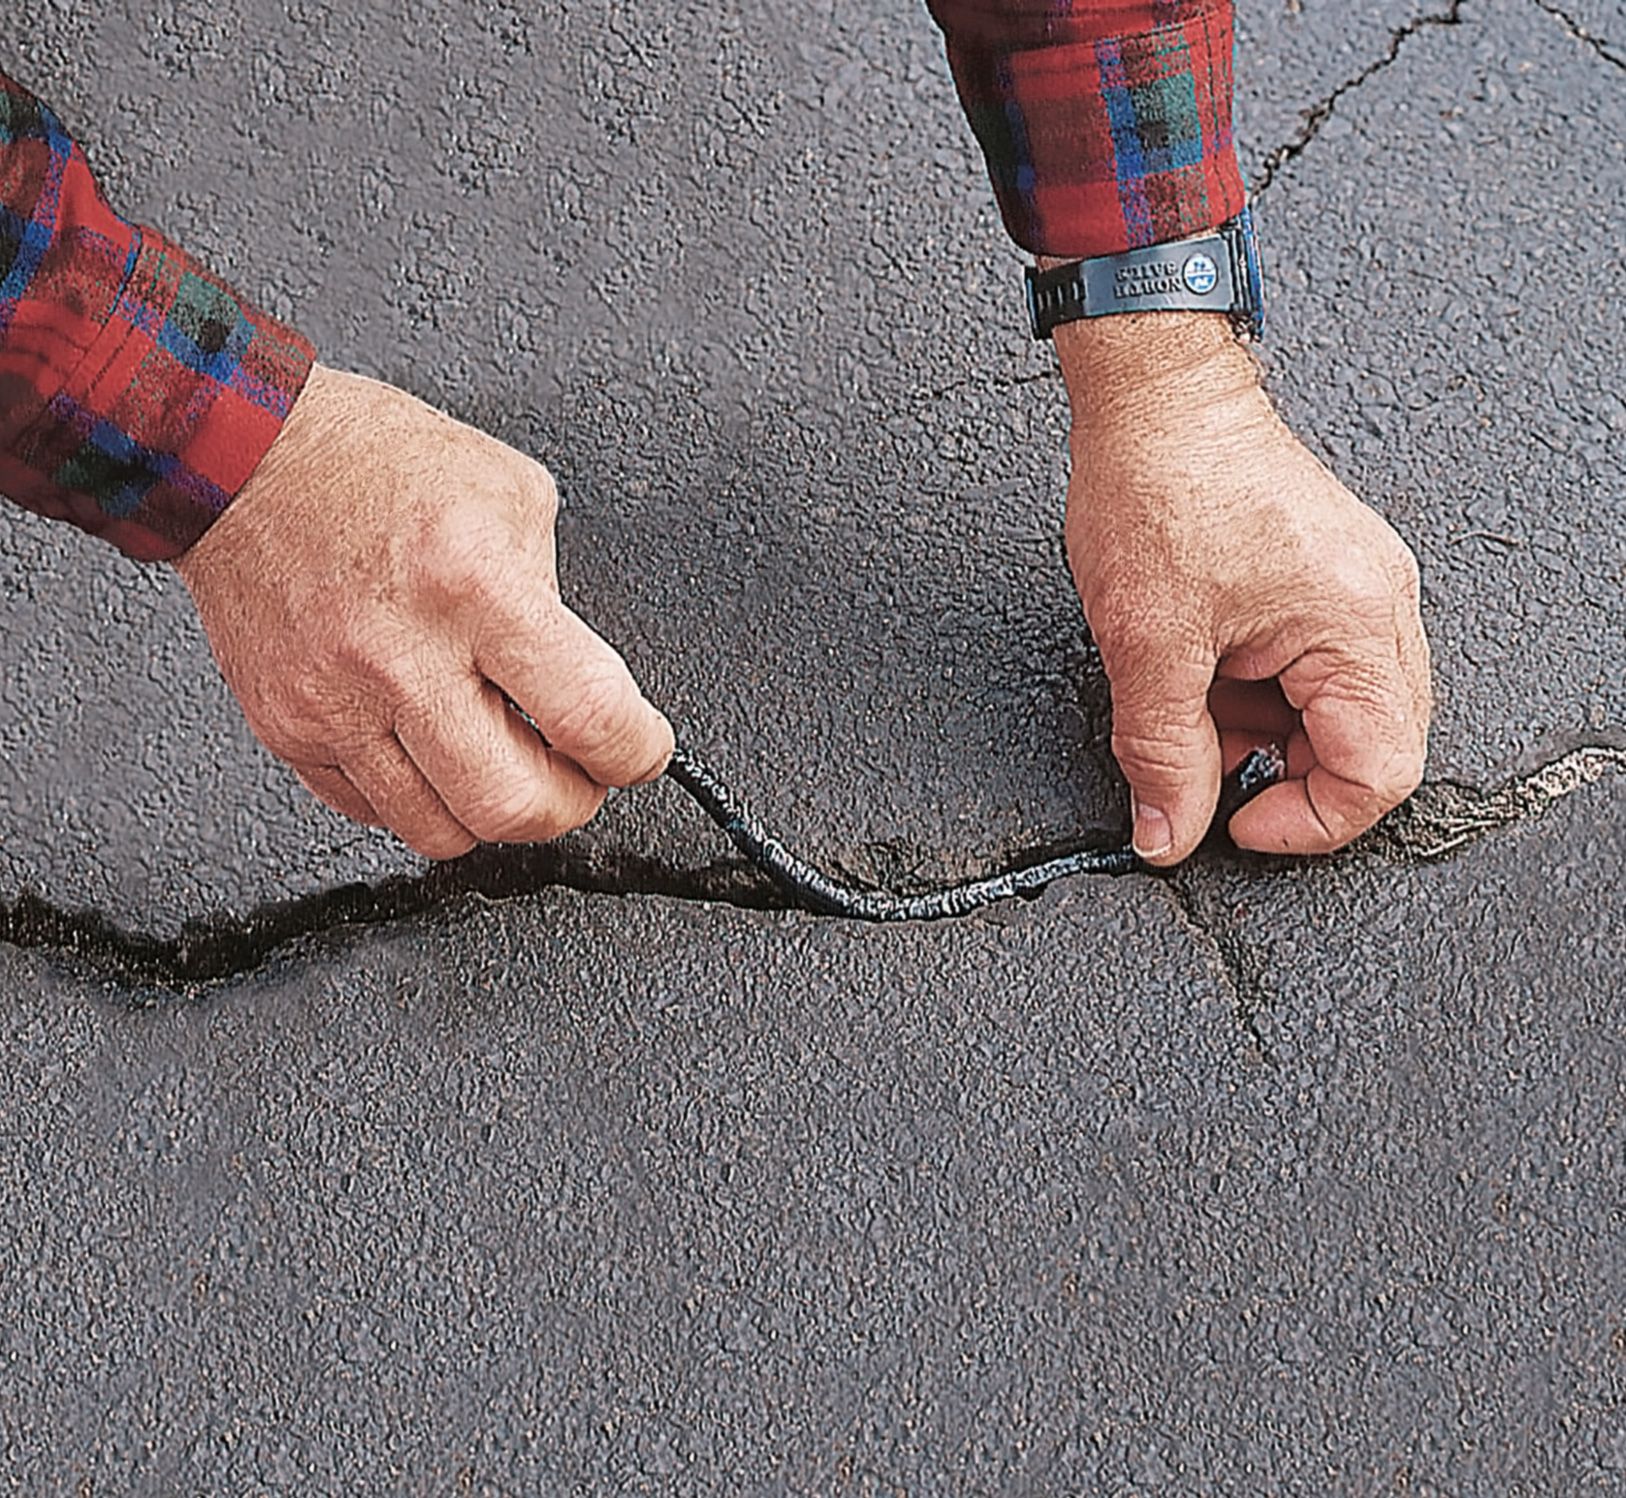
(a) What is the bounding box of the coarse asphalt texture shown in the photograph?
[2,0,1623,1490]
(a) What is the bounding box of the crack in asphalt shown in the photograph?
[918,369,1059,405]
[1158,745,1626,1055]
[1530,0,1626,70]
[0,745,1618,997]
[0,847,785,996]
[1161,875,1281,1064]
[1251,0,1467,199]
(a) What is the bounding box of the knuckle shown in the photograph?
[1332,568,1399,626]
[325,628,399,695]
[416,497,530,614]
[1379,745,1426,807]
[549,670,638,763]
[423,513,514,610]
[1306,536,1403,613]
[268,679,377,762]
[252,720,308,766]
[1110,721,1204,783]
[497,795,600,844]
[252,677,340,761]
[270,667,334,730]
[412,456,557,608]
[516,457,560,521]
[369,648,450,715]
[1393,544,1423,602]
[533,785,605,841]
[455,771,605,844]
[295,769,344,811]
[461,782,550,844]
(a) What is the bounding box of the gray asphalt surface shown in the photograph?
[1,0,1623,1489]
[2,784,1620,1492]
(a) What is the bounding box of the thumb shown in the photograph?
[1106,648,1222,867]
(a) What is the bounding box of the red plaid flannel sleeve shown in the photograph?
[927,0,1246,259]
[0,70,314,562]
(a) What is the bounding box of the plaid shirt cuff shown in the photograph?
[928,0,1246,260]
[1,73,314,562]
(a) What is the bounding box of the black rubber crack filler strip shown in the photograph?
[664,741,1287,922]
[8,742,1615,996]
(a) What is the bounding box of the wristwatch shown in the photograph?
[1024,208,1264,341]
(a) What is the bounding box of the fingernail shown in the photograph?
[1132,800,1173,859]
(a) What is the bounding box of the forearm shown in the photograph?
[0,68,314,560]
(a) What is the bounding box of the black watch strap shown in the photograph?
[1024,209,1263,341]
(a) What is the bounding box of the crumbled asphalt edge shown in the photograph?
[1251,0,1468,199]
[0,748,1619,999]
[1368,746,1626,861]
[1530,0,1626,70]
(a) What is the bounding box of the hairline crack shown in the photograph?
[1251,0,1468,199]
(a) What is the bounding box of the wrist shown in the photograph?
[173,363,341,580]
[1050,310,1262,432]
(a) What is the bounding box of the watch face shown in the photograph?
[1182,251,1219,296]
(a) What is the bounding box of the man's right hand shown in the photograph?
[1054,313,1431,866]
[174,364,673,860]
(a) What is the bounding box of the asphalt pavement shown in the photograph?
[1,0,1622,1490]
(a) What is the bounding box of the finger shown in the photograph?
[1229,644,1425,854]
[343,736,477,861]
[480,604,674,788]
[395,678,607,844]
[1229,768,1388,856]
[1394,591,1434,748]
[295,765,383,827]
[1105,645,1222,867]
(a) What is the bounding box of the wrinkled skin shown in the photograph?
[1056,312,1431,865]
[175,364,673,860]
